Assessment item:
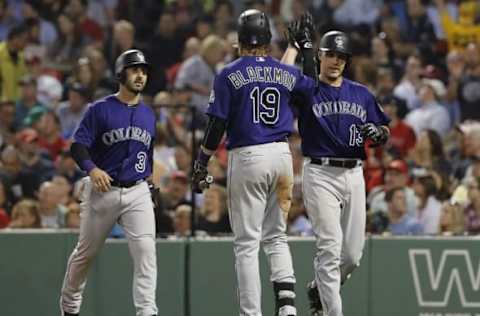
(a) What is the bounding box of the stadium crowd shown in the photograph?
[0,0,479,237]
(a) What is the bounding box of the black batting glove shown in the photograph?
[191,160,211,193]
[287,19,313,51]
[357,123,389,147]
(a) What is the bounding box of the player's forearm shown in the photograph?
[196,115,226,165]
[281,45,298,65]
[301,48,318,80]
[70,142,96,173]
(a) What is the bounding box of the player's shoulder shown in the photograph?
[89,94,116,109]
[344,78,375,96]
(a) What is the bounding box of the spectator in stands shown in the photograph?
[37,181,67,228]
[83,47,115,99]
[47,12,84,72]
[368,159,418,217]
[450,121,480,181]
[14,74,44,128]
[465,176,480,234]
[166,36,201,89]
[371,34,402,81]
[436,0,480,51]
[381,95,416,159]
[412,173,442,234]
[7,198,41,228]
[22,0,58,46]
[405,79,451,137]
[174,34,226,112]
[0,22,30,101]
[65,200,80,229]
[385,187,423,235]
[457,43,480,121]
[160,171,190,213]
[66,0,103,48]
[174,145,192,175]
[107,20,136,70]
[67,56,94,95]
[28,109,68,160]
[394,54,422,110]
[15,128,55,196]
[55,150,83,185]
[0,99,16,144]
[445,50,465,124]
[212,0,235,38]
[56,82,90,139]
[0,180,10,227]
[52,175,72,205]
[0,1,17,41]
[173,203,191,237]
[439,201,465,235]
[0,145,23,202]
[197,184,230,235]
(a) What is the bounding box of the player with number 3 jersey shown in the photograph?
[60,49,158,316]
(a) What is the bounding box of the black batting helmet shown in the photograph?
[115,49,149,83]
[319,31,351,56]
[237,9,271,47]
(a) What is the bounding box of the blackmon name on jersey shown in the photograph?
[227,66,296,91]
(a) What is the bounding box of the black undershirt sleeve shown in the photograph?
[202,115,227,152]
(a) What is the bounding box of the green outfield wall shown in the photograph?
[0,232,479,316]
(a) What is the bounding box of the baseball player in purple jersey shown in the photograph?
[59,49,158,316]
[191,9,317,316]
[283,17,390,316]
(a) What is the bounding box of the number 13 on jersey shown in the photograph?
[250,87,280,125]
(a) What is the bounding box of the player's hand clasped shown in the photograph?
[191,160,212,193]
[287,12,314,51]
[89,167,113,192]
[357,123,389,147]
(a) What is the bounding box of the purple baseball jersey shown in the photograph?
[207,56,316,149]
[298,79,390,160]
[74,95,156,182]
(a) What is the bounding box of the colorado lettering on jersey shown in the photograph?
[101,126,152,147]
[312,101,367,122]
[227,66,296,91]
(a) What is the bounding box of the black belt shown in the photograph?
[310,158,360,169]
[110,179,145,188]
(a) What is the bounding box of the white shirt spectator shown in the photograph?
[416,196,442,234]
[394,79,419,110]
[56,101,89,139]
[405,101,451,137]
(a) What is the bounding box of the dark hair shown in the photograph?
[385,187,404,202]
[7,22,31,40]
[424,129,445,159]
[416,175,437,197]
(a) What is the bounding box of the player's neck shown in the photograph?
[116,87,141,106]
[319,74,343,87]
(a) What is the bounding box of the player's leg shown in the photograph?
[302,162,344,316]
[339,167,366,284]
[118,182,157,316]
[261,143,296,316]
[60,178,120,315]
[228,144,271,316]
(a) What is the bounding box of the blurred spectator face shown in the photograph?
[77,57,93,87]
[57,153,77,175]
[113,20,134,49]
[10,30,29,51]
[446,50,465,74]
[0,101,15,129]
[372,36,388,59]
[158,13,176,37]
[66,201,81,228]
[68,0,86,17]
[201,35,226,67]
[168,176,188,202]
[215,2,233,23]
[68,89,87,112]
[38,182,62,210]
[405,56,422,79]
[20,81,37,102]
[174,146,191,172]
[9,200,41,228]
[183,37,200,60]
[16,128,39,155]
[467,178,480,203]
[407,0,425,18]
[203,186,224,216]
[388,189,407,216]
[57,14,75,36]
[458,1,477,26]
[1,145,21,174]
[290,0,306,20]
[174,204,191,236]
[37,111,60,137]
[385,169,408,189]
[196,19,211,40]
[418,84,435,103]
[0,181,6,207]
[382,101,397,120]
[85,48,107,77]
[52,175,72,204]
[464,43,479,68]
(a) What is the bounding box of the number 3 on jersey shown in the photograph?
[250,87,280,125]
[135,151,147,173]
